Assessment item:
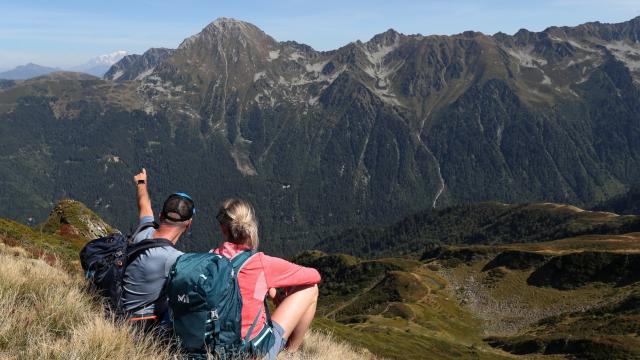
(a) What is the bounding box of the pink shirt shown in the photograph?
[212,242,321,339]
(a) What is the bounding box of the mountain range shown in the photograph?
[0,51,127,80]
[2,17,640,254]
[0,63,61,80]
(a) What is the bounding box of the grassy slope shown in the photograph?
[0,245,173,360]
[431,239,640,360]
[295,252,515,360]
[0,198,116,270]
[0,210,371,360]
[300,229,640,360]
[0,217,83,269]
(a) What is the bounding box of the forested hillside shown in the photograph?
[316,202,640,258]
[3,17,640,254]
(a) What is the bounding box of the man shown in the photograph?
[121,168,195,330]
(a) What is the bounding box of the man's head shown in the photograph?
[159,192,195,231]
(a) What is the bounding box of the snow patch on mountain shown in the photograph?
[606,41,640,71]
[506,46,548,68]
[267,50,280,61]
[288,51,305,61]
[111,70,124,81]
[254,71,267,82]
[305,61,329,73]
[364,42,398,65]
[134,68,154,80]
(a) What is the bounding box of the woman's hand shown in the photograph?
[269,288,287,306]
[268,288,277,300]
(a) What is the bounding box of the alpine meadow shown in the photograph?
[1,7,640,360]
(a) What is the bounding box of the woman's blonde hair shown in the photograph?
[216,198,259,248]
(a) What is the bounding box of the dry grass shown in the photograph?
[0,242,30,257]
[0,243,368,360]
[0,249,172,360]
[283,331,378,360]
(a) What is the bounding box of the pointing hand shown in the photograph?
[134,168,148,185]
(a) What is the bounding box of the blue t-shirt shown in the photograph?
[121,216,183,315]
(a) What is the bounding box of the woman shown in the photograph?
[212,198,320,359]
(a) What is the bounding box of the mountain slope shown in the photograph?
[0,202,374,360]
[593,184,640,215]
[3,17,640,254]
[104,48,175,80]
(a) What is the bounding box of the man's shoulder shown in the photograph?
[136,244,183,272]
[146,244,183,259]
[132,216,157,243]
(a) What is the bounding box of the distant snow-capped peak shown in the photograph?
[85,50,128,67]
[70,51,128,77]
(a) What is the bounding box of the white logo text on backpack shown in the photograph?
[178,294,189,303]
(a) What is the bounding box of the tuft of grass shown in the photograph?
[284,330,379,360]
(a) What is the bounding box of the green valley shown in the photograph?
[2,198,639,359]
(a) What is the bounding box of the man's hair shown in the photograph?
[161,193,195,223]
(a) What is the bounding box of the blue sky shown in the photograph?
[1,0,639,69]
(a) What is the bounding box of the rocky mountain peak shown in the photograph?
[179,17,277,50]
[210,17,256,30]
[367,28,401,47]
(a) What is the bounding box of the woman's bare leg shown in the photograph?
[285,291,317,351]
[270,284,318,351]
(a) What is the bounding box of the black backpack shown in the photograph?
[79,221,174,316]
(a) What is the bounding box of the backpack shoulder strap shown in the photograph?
[125,238,175,266]
[127,221,159,243]
[230,250,257,274]
[232,250,274,343]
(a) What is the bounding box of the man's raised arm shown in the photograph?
[133,168,153,220]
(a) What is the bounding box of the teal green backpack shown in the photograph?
[166,250,270,359]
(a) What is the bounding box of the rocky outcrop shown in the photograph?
[41,199,116,241]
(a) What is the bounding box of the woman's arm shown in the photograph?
[260,254,321,289]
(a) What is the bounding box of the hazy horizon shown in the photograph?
[1,0,639,69]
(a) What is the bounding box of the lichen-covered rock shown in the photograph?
[41,199,117,241]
